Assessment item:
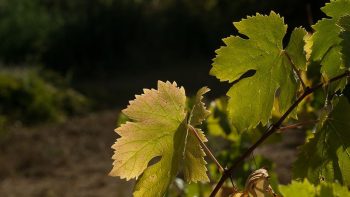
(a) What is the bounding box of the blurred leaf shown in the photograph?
[279,179,315,197]
[184,181,212,197]
[318,182,350,197]
[279,179,350,197]
[206,98,238,141]
[293,96,350,186]
[0,68,88,125]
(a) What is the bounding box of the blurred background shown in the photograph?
[0,0,327,196]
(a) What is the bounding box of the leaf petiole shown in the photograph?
[188,125,225,173]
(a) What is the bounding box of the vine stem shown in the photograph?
[188,125,225,173]
[278,119,319,132]
[210,70,350,197]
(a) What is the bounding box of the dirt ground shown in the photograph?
[0,110,304,197]
[0,111,133,197]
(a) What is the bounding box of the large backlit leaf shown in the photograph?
[211,11,307,131]
[109,81,209,197]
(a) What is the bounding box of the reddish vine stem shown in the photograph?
[189,125,225,173]
[210,70,350,197]
[278,119,319,132]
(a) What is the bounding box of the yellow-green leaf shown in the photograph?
[279,179,350,197]
[110,81,209,197]
[189,87,211,126]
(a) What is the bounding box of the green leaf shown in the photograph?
[293,96,350,187]
[286,27,308,71]
[279,179,316,197]
[184,87,211,183]
[339,15,350,68]
[110,81,209,197]
[206,98,239,141]
[310,0,350,89]
[183,127,209,183]
[210,12,306,131]
[322,0,350,19]
[189,87,211,126]
[311,0,350,61]
[279,179,350,197]
[318,182,350,197]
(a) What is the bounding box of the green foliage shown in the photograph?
[204,98,280,188]
[210,12,307,132]
[205,97,238,141]
[309,0,350,91]
[110,81,210,197]
[188,87,211,126]
[279,179,350,197]
[339,15,350,68]
[0,68,89,125]
[293,97,350,186]
[205,98,282,144]
[111,0,350,196]
[286,27,309,71]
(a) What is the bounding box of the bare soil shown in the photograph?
[0,110,304,197]
[0,111,133,197]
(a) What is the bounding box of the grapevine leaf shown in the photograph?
[339,15,350,68]
[286,27,308,71]
[109,81,209,197]
[293,96,350,186]
[210,12,306,131]
[310,0,350,61]
[183,128,209,183]
[206,98,239,141]
[279,179,316,197]
[279,179,350,197]
[304,32,313,61]
[310,0,350,90]
[189,87,211,126]
[319,182,350,197]
[184,87,211,183]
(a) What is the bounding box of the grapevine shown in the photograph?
[110,1,350,196]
